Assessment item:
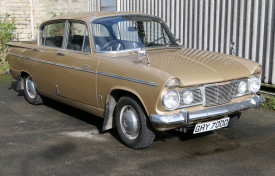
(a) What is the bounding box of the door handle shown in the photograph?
[57,51,65,56]
[82,64,91,68]
[32,48,40,52]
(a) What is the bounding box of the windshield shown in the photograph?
[91,15,179,52]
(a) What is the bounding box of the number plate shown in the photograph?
[193,117,230,134]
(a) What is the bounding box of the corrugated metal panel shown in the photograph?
[88,0,101,11]
[88,0,117,11]
[115,0,275,85]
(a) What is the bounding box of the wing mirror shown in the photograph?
[138,49,150,66]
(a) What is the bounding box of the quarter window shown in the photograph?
[67,22,90,53]
[41,22,66,48]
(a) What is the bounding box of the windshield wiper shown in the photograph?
[166,38,181,47]
[145,37,165,47]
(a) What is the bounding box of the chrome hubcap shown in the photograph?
[26,77,36,99]
[120,105,139,140]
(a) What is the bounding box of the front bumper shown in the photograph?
[150,94,265,131]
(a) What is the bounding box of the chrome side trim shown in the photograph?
[7,52,159,87]
[98,71,159,86]
[8,52,96,74]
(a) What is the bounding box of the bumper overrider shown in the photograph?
[150,94,265,131]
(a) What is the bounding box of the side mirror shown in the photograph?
[138,49,150,66]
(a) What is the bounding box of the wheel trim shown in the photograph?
[26,77,37,99]
[120,105,140,140]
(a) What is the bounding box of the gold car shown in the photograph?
[8,12,265,149]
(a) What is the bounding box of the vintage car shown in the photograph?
[7,12,265,149]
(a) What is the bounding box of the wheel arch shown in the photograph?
[102,88,149,131]
[16,70,32,91]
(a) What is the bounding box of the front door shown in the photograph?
[54,21,99,107]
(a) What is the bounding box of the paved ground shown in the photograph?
[0,75,275,176]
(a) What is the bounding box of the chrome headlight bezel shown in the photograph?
[237,80,248,95]
[162,90,180,110]
[248,75,261,93]
[162,88,203,111]
[182,90,194,104]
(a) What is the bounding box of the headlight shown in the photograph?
[162,90,180,110]
[238,81,247,94]
[248,76,261,93]
[183,91,193,104]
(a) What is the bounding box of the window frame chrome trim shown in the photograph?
[39,19,67,49]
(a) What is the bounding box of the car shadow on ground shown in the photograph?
[9,80,105,133]
[9,81,24,96]
[9,80,212,144]
[155,129,213,142]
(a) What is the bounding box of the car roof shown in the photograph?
[49,11,145,22]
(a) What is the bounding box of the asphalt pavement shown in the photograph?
[0,75,275,176]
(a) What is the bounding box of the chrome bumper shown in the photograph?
[150,94,265,129]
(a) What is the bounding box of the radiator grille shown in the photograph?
[174,79,250,109]
[204,82,237,106]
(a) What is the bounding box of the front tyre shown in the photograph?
[23,75,43,105]
[115,96,155,149]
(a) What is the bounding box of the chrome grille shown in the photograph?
[204,82,237,107]
[173,78,250,110]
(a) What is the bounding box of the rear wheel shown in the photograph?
[115,96,155,149]
[23,75,43,105]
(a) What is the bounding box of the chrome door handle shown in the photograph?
[82,64,91,68]
[32,48,40,51]
[57,51,65,56]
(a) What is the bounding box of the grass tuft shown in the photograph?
[261,96,275,111]
[0,61,9,74]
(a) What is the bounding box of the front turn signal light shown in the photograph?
[253,65,262,74]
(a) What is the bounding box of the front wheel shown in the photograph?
[115,96,155,149]
[23,75,43,105]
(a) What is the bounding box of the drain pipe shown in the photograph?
[29,0,34,39]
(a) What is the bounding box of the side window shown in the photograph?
[67,22,90,53]
[92,23,111,51]
[41,22,66,48]
[92,23,110,37]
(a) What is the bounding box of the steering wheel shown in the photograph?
[102,40,125,51]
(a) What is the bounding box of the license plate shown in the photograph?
[193,117,230,134]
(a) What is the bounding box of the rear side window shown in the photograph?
[67,22,90,53]
[41,22,66,48]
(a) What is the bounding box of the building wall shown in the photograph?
[0,0,89,41]
[117,0,275,85]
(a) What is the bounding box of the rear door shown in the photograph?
[33,20,66,93]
